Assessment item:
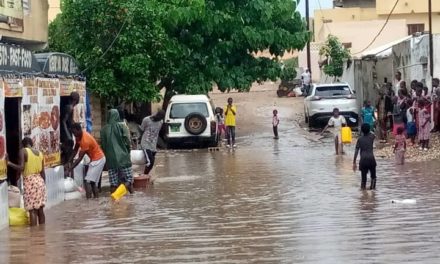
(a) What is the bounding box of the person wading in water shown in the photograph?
[8,137,46,226]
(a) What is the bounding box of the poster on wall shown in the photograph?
[72,81,87,128]
[4,78,23,97]
[59,79,74,97]
[21,78,39,149]
[36,78,60,167]
[0,81,6,180]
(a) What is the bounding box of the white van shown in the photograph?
[164,95,218,147]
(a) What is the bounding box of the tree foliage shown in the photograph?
[50,0,309,104]
[319,35,350,78]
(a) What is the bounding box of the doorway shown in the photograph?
[5,98,21,186]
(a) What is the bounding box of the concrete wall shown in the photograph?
[392,35,430,90]
[376,0,440,15]
[0,0,49,47]
[316,19,407,54]
[298,42,322,82]
[0,182,8,230]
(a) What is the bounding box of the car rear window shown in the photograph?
[315,86,351,97]
[170,103,209,119]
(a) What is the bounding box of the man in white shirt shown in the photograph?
[301,68,311,96]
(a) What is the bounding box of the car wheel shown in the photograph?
[304,109,309,124]
[184,112,207,135]
[308,117,315,128]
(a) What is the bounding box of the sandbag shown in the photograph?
[65,191,82,201]
[64,177,78,193]
[9,208,29,226]
[131,150,147,165]
[8,185,21,208]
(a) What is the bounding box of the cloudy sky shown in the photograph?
[297,0,333,17]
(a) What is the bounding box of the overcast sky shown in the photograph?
[297,0,333,17]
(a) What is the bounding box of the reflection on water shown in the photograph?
[1,130,440,263]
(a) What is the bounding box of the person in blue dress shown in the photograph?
[361,100,376,132]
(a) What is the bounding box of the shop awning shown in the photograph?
[34,52,80,76]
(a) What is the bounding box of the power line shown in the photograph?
[80,9,130,74]
[352,0,401,55]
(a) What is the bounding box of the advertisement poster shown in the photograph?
[4,78,23,97]
[0,81,6,179]
[59,79,74,96]
[0,0,23,32]
[36,78,60,167]
[21,78,39,149]
[72,81,86,128]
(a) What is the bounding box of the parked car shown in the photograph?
[164,95,218,147]
[304,83,359,128]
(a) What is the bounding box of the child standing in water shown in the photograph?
[353,124,377,190]
[215,107,225,140]
[394,126,406,165]
[406,100,417,145]
[322,108,347,155]
[272,109,280,140]
[418,99,431,150]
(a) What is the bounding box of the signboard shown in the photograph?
[0,43,40,72]
[4,78,22,97]
[0,0,24,32]
[36,78,61,167]
[59,79,74,96]
[0,81,6,180]
[35,53,80,75]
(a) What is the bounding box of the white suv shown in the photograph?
[304,83,359,128]
[164,95,218,147]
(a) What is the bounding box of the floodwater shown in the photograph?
[2,117,440,263]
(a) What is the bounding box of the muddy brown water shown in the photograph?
[1,120,440,263]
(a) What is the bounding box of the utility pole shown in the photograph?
[429,0,434,77]
[305,0,311,77]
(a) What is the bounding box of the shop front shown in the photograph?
[0,46,88,228]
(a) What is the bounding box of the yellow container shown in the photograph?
[9,208,29,226]
[341,126,352,144]
[111,184,128,201]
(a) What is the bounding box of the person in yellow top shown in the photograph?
[224,97,237,147]
[8,137,46,226]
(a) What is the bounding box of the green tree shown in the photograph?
[50,0,309,106]
[319,35,350,78]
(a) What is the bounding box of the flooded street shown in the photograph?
[2,86,440,263]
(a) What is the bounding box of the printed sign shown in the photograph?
[21,78,39,154]
[0,44,40,72]
[72,81,86,129]
[36,78,61,167]
[4,78,22,97]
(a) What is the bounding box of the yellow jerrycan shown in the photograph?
[111,184,128,201]
[341,126,352,144]
[9,207,29,226]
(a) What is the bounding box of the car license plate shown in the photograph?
[170,124,181,132]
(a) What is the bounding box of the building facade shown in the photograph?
[315,0,439,53]
[0,0,49,50]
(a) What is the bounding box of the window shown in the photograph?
[170,103,209,119]
[315,86,351,97]
[408,24,425,35]
[342,43,352,49]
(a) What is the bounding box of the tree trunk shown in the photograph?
[162,86,174,111]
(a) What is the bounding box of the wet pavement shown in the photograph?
[2,94,440,263]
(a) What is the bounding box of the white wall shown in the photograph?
[0,182,8,230]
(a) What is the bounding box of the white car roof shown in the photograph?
[170,94,210,103]
[315,83,350,87]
